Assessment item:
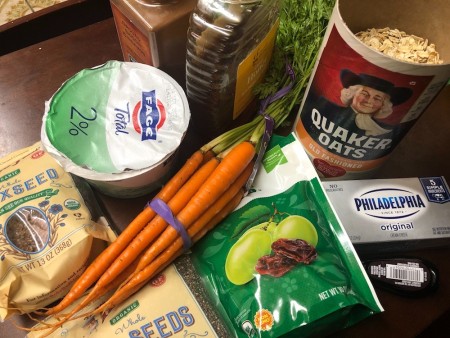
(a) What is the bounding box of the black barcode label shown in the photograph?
[432,226,450,235]
[386,264,424,282]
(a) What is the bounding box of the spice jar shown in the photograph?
[109,0,197,87]
[186,0,282,138]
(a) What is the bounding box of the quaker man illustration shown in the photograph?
[330,69,413,137]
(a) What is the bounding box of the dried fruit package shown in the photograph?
[190,133,383,337]
[0,143,115,320]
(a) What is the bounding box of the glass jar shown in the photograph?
[110,0,197,87]
[186,0,281,138]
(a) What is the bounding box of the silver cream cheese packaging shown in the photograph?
[322,177,450,253]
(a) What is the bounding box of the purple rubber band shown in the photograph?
[245,114,274,192]
[148,198,192,250]
[245,62,295,191]
[259,62,296,113]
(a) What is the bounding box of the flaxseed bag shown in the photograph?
[0,142,115,320]
[190,133,383,337]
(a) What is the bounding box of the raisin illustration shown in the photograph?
[255,238,317,277]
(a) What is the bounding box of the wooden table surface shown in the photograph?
[1,18,449,338]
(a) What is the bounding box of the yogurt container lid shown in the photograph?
[41,60,190,181]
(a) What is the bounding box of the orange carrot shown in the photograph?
[91,157,219,286]
[64,250,146,323]
[201,149,216,164]
[38,184,247,334]
[134,160,252,273]
[33,141,255,333]
[39,156,220,326]
[86,181,248,318]
[192,188,246,243]
[92,141,253,293]
[131,141,255,273]
[115,162,251,292]
[18,250,147,336]
[43,150,204,316]
[119,176,249,293]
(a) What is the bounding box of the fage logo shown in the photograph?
[132,90,166,140]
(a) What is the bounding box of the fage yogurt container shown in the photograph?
[41,60,190,198]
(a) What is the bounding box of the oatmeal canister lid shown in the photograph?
[41,60,190,180]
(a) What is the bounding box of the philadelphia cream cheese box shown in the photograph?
[322,177,450,253]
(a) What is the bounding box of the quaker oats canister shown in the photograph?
[293,0,450,180]
[41,61,190,198]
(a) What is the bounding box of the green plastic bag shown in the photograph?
[191,133,383,337]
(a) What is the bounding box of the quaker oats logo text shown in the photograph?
[353,188,426,219]
[132,90,166,141]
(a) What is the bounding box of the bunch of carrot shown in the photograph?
[24,112,287,336]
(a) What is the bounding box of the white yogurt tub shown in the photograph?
[41,60,190,198]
